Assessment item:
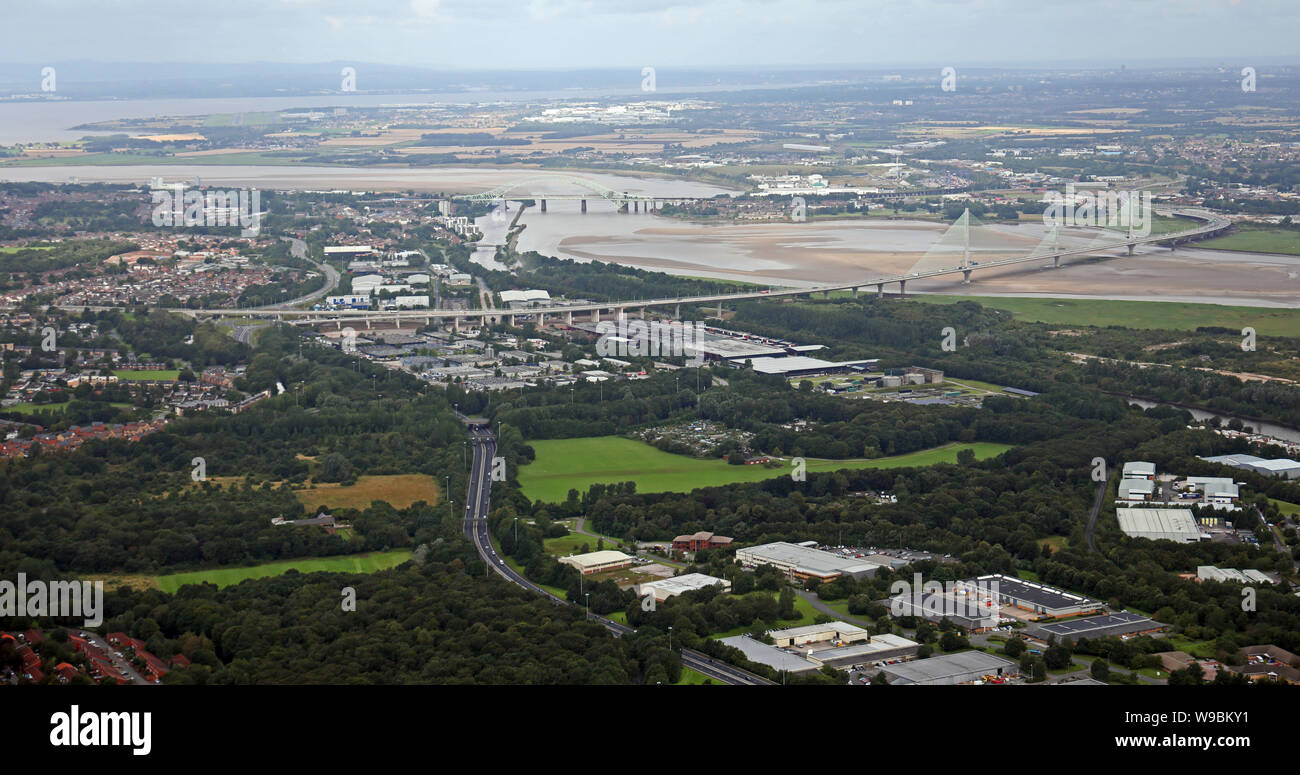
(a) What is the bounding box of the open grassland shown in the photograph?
[1198,226,1300,256]
[518,436,1010,503]
[114,369,180,381]
[292,474,440,512]
[156,550,412,593]
[916,295,1300,338]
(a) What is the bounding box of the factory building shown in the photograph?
[1116,508,1206,543]
[880,652,1018,685]
[558,550,636,575]
[736,542,889,581]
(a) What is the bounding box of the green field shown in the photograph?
[114,369,180,381]
[156,549,412,593]
[1199,226,1300,256]
[916,295,1300,338]
[3,400,134,416]
[518,436,1011,503]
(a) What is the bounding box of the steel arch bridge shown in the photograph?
[453,175,662,204]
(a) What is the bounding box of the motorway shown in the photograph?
[460,424,773,685]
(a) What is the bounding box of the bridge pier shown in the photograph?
[565,310,573,325]
[717,301,723,319]
[898,280,906,297]
[336,321,342,330]
[877,283,884,298]
[580,199,587,214]
[1127,243,1134,256]
[674,303,680,320]
[365,319,372,330]
[540,199,547,213]
[1053,255,1060,269]
[618,202,629,214]
[852,287,858,298]
[538,312,545,326]
[823,290,830,299]
[633,201,639,213]
[962,269,972,285]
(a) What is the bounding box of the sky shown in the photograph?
[1,0,1297,70]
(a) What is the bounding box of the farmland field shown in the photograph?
[518,436,1010,503]
[916,295,1300,338]
[292,474,440,512]
[156,550,412,593]
[1198,226,1300,256]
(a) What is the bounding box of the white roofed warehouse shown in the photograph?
[1116,508,1205,543]
[735,541,888,581]
[558,550,636,575]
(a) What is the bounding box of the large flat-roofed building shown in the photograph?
[718,635,820,673]
[1029,611,1165,641]
[1116,508,1204,543]
[807,634,920,668]
[767,622,870,649]
[972,574,1102,618]
[880,651,1018,685]
[635,573,731,602]
[736,541,886,581]
[889,590,1001,632]
[558,550,636,575]
[1197,566,1276,585]
[743,356,879,377]
[1201,454,1300,479]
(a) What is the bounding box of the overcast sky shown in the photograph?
[3,0,1296,69]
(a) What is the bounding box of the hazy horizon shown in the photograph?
[1,0,1295,70]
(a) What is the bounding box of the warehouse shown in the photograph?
[558,550,636,575]
[718,635,820,674]
[1116,508,1205,543]
[880,651,1018,685]
[736,542,886,581]
[969,574,1102,618]
[1117,479,1155,501]
[1197,566,1276,585]
[1201,454,1300,479]
[806,634,920,668]
[1029,611,1165,641]
[635,573,730,602]
[1122,461,1156,479]
[744,356,878,377]
[889,590,1001,631]
[767,622,870,649]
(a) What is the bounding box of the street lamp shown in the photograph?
[585,592,591,620]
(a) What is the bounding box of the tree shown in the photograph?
[1090,658,1109,682]
[317,452,353,483]
[778,586,796,620]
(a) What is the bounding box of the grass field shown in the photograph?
[1199,226,1300,256]
[518,437,1010,504]
[156,549,412,593]
[2,400,135,416]
[1269,498,1300,517]
[114,369,180,381]
[916,295,1300,338]
[293,474,440,512]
